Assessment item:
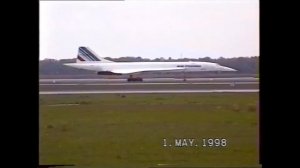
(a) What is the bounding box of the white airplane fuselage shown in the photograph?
[64,47,237,75]
[65,61,236,74]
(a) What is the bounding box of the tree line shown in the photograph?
[39,56,259,75]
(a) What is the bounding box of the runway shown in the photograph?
[40,89,259,95]
[39,77,259,94]
[40,82,258,86]
[40,77,258,84]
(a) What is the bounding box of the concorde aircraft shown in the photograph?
[65,47,236,81]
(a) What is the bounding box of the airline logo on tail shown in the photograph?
[77,47,101,62]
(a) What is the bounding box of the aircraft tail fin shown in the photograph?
[76,46,113,63]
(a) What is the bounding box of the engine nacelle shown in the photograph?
[97,71,122,75]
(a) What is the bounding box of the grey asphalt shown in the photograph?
[39,77,259,94]
[40,89,259,95]
[39,77,258,84]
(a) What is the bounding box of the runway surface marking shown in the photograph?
[40,82,258,86]
[40,89,259,95]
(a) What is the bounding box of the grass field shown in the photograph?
[40,93,259,168]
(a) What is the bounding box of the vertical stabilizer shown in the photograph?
[76,46,113,63]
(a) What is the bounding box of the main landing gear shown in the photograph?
[127,74,143,82]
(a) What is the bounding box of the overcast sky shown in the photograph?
[40,0,259,60]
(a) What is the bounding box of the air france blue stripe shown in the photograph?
[80,51,93,61]
[79,48,96,61]
[81,48,100,61]
[79,49,92,61]
[79,48,95,61]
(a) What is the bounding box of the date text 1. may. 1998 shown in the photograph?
[163,138,227,147]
